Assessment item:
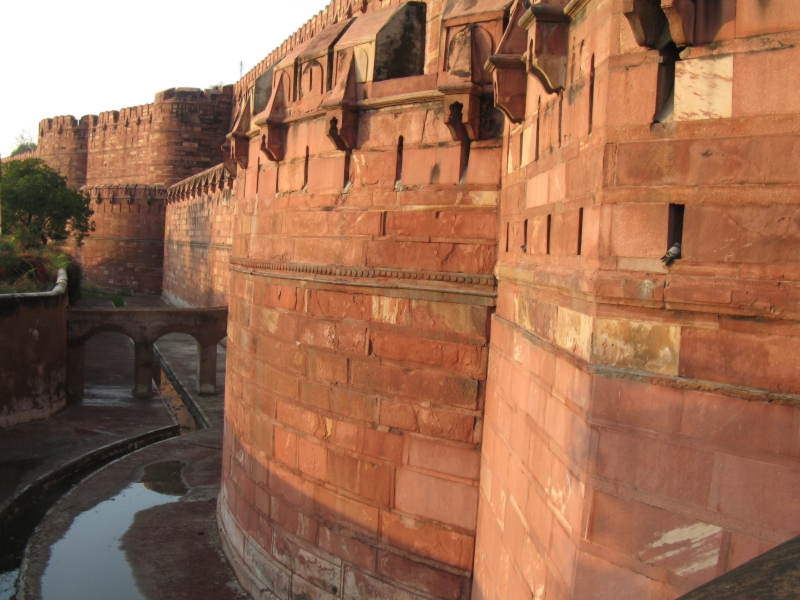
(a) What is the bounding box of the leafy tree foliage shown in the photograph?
[0,159,94,248]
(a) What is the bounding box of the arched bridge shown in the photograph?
[67,307,228,398]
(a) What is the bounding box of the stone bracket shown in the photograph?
[225,131,249,169]
[661,0,696,46]
[323,47,359,151]
[326,109,358,151]
[519,3,570,95]
[623,0,671,49]
[623,0,695,49]
[256,119,284,162]
[441,83,483,142]
[486,0,529,124]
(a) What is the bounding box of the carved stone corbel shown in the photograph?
[257,120,283,162]
[225,95,252,169]
[486,0,528,124]
[623,0,671,49]
[323,48,359,151]
[661,0,695,46]
[439,25,483,142]
[442,83,483,142]
[224,131,249,169]
[519,3,570,95]
[254,70,290,162]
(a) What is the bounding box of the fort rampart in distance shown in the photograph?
[5,0,800,598]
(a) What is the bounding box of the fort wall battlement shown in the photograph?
[9,0,800,597]
[73,184,168,293]
[5,87,234,293]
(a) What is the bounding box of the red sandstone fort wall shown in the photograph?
[5,87,233,294]
[12,0,798,596]
[85,88,233,187]
[163,164,235,307]
[217,0,506,597]
[473,1,800,599]
[210,0,800,599]
[73,185,167,293]
[0,278,68,428]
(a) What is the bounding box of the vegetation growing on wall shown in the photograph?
[0,237,81,300]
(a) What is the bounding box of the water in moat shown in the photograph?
[39,461,187,600]
[0,570,18,600]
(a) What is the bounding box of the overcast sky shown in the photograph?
[0,0,333,157]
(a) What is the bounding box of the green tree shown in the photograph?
[0,159,94,248]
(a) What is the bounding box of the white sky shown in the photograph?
[0,0,334,157]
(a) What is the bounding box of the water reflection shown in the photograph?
[0,569,18,600]
[40,461,186,600]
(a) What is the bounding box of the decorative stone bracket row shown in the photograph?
[166,163,236,203]
[66,307,228,399]
[84,184,167,206]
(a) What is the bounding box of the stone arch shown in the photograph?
[300,60,325,98]
[67,307,227,399]
[472,25,495,85]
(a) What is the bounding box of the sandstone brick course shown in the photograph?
[23,0,795,596]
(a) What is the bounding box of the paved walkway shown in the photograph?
[2,297,245,600]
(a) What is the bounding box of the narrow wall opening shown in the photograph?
[303,146,310,190]
[668,203,685,249]
[588,55,595,135]
[395,136,404,187]
[546,215,552,255]
[522,219,528,254]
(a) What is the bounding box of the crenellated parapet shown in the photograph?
[233,0,371,108]
[86,86,233,187]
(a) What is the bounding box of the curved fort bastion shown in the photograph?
[7,0,800,598]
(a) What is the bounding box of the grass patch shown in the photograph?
[0,236,80,297]
[81,286,132,307]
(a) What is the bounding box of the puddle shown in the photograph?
[0,570,17,600]
[40,461,186,600]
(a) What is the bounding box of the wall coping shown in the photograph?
[0,268,67,300]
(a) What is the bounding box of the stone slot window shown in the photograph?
[546,214,552,255]
[522,219,528,254]
[395,136,404,186]
[303,146,310,190]
[588,55,595,135]
[505,222,510,253]
[577,207,584,255]
[668,203,685,253]
[535,97,541,161]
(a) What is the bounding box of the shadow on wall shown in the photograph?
[218,454,477,600]
[73,239,165,295]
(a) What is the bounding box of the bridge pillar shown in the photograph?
[67,345,85,401]
[197,342,217,395]
[133,341,155,398]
